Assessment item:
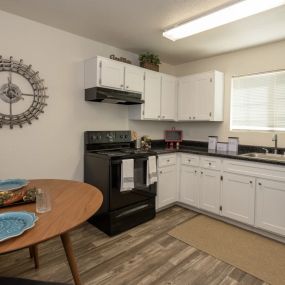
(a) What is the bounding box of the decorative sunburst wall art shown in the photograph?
[0,56,48,129]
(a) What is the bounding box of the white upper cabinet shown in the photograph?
[161,74,177,121]
[100,57,125,90]
[84,56,144,93]
[144,70,161,120]
[177,71,224,121]
[85,56,223,122]
[124,65,144,93]
[178,75,195,121]
[195,72,212,120]
[129,71,177,121]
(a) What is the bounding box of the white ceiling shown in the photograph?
[0,0,285,65]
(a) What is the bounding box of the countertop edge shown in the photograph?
[152,148,285,166]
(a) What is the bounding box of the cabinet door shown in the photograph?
[144,71,161,120]
[161,75,176,120]
[99,58,124,90]
[124,65,144,93]
[199,169,221,214]
[180,165,199,207]
[178,76,195,120]
[222,173,255,225]
[256,179,285,236]
[157,165,177,209]
[194,72,213,120]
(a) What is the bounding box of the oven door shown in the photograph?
[109,156,157,211]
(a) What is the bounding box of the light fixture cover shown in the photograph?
[163,0,285,41]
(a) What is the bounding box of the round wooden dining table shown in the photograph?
[0,179,103,285]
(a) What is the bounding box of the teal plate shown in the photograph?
[0,211,38,242]
[0,179,28,192]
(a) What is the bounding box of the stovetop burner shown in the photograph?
[85,131,156,159]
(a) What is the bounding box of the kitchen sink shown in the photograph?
[240,152,285,162]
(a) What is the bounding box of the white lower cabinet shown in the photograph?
[222,173,255,225]
[179,165,199,207]
[156,152,285,238]
[255,178,285,236]
[199,169,221,214]
[157,162,177,209]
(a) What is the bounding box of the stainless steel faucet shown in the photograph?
[261,147,269,154]
[272,134,278,154]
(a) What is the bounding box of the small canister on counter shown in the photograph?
[135,138,141,149]
[228,137,239,153]
[131,130,141,149]
[208,136,218,151]
[217,142,228,152]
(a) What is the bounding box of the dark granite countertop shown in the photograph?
[150,141,285,166]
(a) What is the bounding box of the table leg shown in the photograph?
[60,232,81,285]
[29,245,39,269]
[29,246,33,258]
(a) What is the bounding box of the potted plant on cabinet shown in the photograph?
[139,52,161,72]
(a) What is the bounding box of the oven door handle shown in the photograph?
[116,204,150,218]
[111,156,151,165]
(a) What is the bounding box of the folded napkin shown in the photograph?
[121,159,134,192]
[147,156,158,186]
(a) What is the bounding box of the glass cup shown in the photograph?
[36,188,52,213]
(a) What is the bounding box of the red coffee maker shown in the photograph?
[164,128,183,149]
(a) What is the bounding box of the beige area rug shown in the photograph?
[169,215,285,285]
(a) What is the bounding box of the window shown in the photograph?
[231,70,285,131]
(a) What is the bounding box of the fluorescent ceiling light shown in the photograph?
[163,0,285,41]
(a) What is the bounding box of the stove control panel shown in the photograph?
[85,131,131,144]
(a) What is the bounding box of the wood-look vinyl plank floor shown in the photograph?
[0,206,268,285]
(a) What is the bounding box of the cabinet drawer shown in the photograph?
[181,154,199,166]
[158,154,176,168]
[223,159,285,181]
[200,156,221,170]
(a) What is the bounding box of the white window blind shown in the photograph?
[231,70,285,131]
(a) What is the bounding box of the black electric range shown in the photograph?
[84,130,157,236]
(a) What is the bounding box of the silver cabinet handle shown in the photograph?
[126,86,129,89]
[258,182,262,186]
[250,181,253,184]
[120,84,123,88]
[209,162,211,166]
[162,115,165,119]
[189,116,192,119]
[158,115,160,118]
[160,171,162,174]
[201,171,203,175]
[193,116,196,119]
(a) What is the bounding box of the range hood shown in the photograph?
[85,87,144,105]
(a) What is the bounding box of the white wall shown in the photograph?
[0,10,171,180]
[2,9,285,181]
[129,120,175,139]
[174,40,285,147]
